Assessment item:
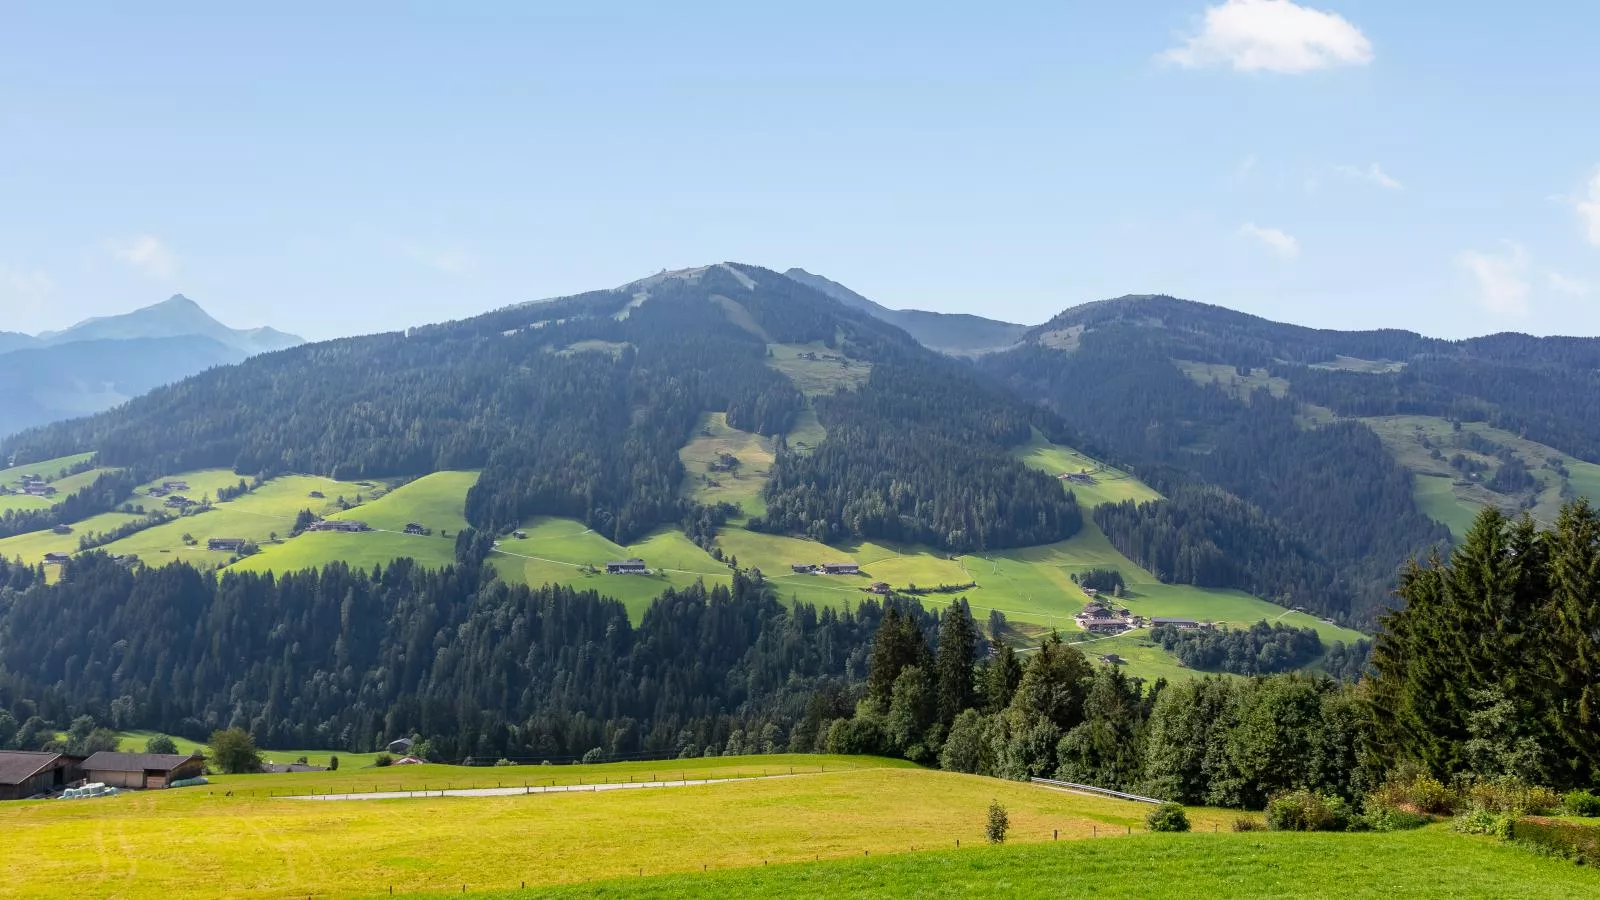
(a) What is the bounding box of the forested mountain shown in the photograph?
[0,296,303,439]
[783,268,1027,356]
[2,264,1079,554]
[981,294,1600,626]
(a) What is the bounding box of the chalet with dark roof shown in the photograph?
[42,552,70,566]
[606,558,648,574]
[821,562,859,575]
[404,523,426,535]
[208,538,247,552]
[81,752,205,790]
[0,751,85,801]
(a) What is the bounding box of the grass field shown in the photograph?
[1013,431,1163,509]
[766,342,871,396]
[99,730,387,769]
[0,510,144,564]
[230,472,473,576]
[0,452,103,515]
[1173,360,1290,400]
[785,404,827,454]
[418,827,1600,900]
[1361,414,1600,539]
[491,516,735,618]
[0,758,1265,900]
[678,412,775,518]
[99,472,385,570]
[0,452,96,484]
[1308,355,1407,374]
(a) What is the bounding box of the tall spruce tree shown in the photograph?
[867,605,931,704]
[934,600,980,727]
[1545,499,1600,785]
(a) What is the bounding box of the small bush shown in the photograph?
[1466,778,1561,815]
[1451,807,1515,839]
[374,753,394,767]
[1361,806,1431,833]
[494,757,515,767]
[1371,774,1458,816]
[986,800,1009,844]
[1146,802,1191,833]
[1231,816,1265,832]
[1563,790,1600,817]
[1266,791,1354,832]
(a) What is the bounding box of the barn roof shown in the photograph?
[0,751,76,785]
[81,751,200,773]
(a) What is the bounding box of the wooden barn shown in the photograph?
[81,752,205,790]
[0,751,84,801]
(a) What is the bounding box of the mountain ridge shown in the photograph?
[783,268,1028,356]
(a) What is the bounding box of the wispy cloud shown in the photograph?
[1458,243,1530,317]
[106,235,178,278]
[1161,0,1374,74]
[400,242,477,276]
[1335,162,1403,190]
[1239,222,1300,258]
[1548,271,1591,297]
[1576,168,1600,248]
[0,264,56,319]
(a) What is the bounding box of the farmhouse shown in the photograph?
[386,737,414,755]
[791,563,816,574]
[869,581,891,595]
[51,524,72,535]
[0,751,85,801]
[23,484,57,497]
[207,538,247,552]
[404,523,426,535]
[308,490,325,499]
[513,530,527,539]
[1078,616,1127,635]
[1098,653,1126,665]
[147,487,169,497]
[42,552,70,566]
[81,752,204,790]
[606,559,648,575]
[821,562,860,575]
[162,480,190,492]
[164,496,195,509]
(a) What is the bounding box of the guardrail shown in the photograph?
[1029,777,1161,804]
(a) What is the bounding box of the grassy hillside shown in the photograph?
[678,412,775,518]
[1173,360,1290,400]
[0,759,1249,900]
[1361,415,1600,539]
[491,517,735,618]
[0,510,144,563]
[428,827,1600,900]
[766,342,872,396]
[0,452,96,484]
[101,472,384,570]
[229,472,474,576]
[1013,432,1163,509]
[0,452,101,514]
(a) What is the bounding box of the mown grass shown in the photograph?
[230,472,473,576]
[1173,360,1290,400]
[677,412,775,518]
[1013,430,1163,509]
[766,342,871,396]
[101,730,386,769]
[101,473,384,570]
[408,826,1600,900]
[0,760,1251,900]
[491,517,735,619]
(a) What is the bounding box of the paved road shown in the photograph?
[284,774,792,802]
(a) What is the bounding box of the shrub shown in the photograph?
[1451,807,1514,839]
[1563,790,1600,817]
[1231,816,1265,832]
[986,800,1010,844]
[1515,818,1600,863]
[1146,802,1191,833]
[1265,791,1354,832]
[1466,778,1560,815]
[1360,806,1431,833]
[1370,774,1458,816]
[374,753,394,767]
[494,758,515,767]
[581,747,607,764]
[329,755,339,771]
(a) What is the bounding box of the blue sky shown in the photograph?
[2,1,1597,340]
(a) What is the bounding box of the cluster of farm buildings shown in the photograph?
[1074,592,1209,637]
[2,473,59,498]
[0,751,205,801]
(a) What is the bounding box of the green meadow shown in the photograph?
[0,510,145,564]
[1013,431,1164,509]
[0,758,1260,900]
[101,472,384,570]
[1173,360,1290,400]
[431,826,1600,900]
[678,412,775,518]
[0,452,96,484]
[229,472,474,576]
[0,452,105,514]
[766,342,872,396]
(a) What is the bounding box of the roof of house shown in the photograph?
[0,751,78,786]
[607,558,646,566]
[1151,617,1200,625]
[81,751,201,773]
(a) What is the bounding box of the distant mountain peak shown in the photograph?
[31,295,302,355]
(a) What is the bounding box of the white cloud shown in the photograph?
[1239,222,1300,258]
[1162,0,1374,74]
[400,242,477,276]
[107,235,178,278]
[0,265,56,319]
[1336,162,1403,190]
[1576,168,1600,247]
[1457,243,1531,317]
[1548,271,1591,297]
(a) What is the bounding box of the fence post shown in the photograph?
[1054,829,1058,840]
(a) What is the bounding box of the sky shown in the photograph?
[1,1,1597,341]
